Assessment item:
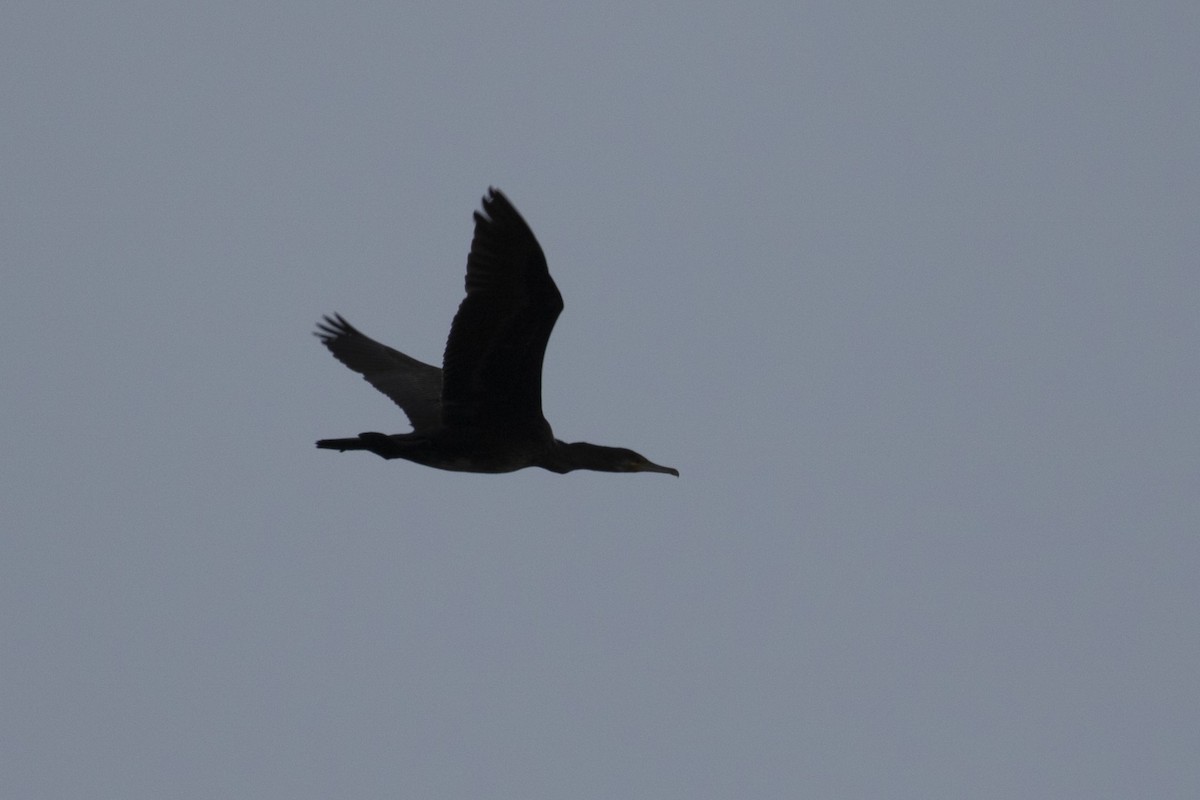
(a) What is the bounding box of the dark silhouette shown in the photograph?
[314,188,678,476]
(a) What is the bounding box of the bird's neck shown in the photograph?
[537,440,623,474]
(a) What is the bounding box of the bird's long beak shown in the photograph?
[640,461,679,477]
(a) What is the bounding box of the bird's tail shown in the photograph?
[316,432,408,459]
[315,437,368,452]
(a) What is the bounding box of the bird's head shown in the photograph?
[551,441,678,476]
[611,447,679,476]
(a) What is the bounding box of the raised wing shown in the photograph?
[440,188,563,432]
[315,313,443,433]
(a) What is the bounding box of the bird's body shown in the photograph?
[315,188,677,477]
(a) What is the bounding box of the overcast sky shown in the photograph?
[4,2,1198,798]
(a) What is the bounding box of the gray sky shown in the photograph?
[4,2,1198,798]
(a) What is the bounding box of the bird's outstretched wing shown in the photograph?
[440,188,563,432]
[315,313,443,433]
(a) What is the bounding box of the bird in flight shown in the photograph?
[314,188,678,476]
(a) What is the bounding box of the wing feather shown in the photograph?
[315,313,443,433]
[440,188,563,432]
